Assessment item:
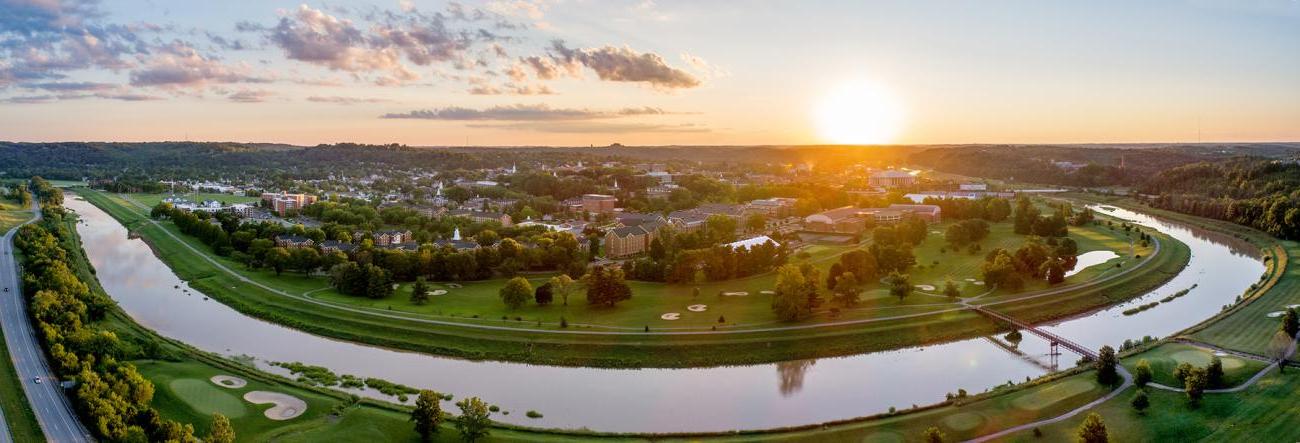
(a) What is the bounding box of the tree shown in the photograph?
[364,264,394,299]
[454,397,492,442]
[1206,356,1224,388]
[207,413,235,443]
[923,426,946,443]
[1184,366,1208,406]
[266,247,291,275]
[1270,330,1292,373]
[410,390,444,441]
[1283,308,1299,338]
[475,229,500,246]
[887,272,911,301]
[534,282,554,305]
[1096,345,1119,385]
[587,234,600,260]
[500,277,533,309]
[1134,359,1152,388]
[584,266,632,307]
[1173,362,1194,385]
[943,278,961,298]
[549,274,576,306]
[831,271,860,306]
[1043,259,1065,284]
[772,264,812,321]
[411,278,430,305]
[746,213,767,233]
[1130,390,1149,415]
[1075,412,1108,443]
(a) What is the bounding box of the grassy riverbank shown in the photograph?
[73,188,1187,368]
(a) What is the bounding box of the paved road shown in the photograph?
[112,192,1167,337]
[0,201,93,442]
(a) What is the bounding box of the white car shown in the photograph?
[34,376,42,384]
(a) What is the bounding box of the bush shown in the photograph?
[526,410,543,418]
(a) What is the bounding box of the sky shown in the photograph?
[0,0,1297,146]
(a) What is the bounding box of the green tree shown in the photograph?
[1134,359,1152,388]
[1130,390,1149,415]
[1075,412,1108,443]
[475,229,500,246]
[923,426,945,443]
[745,213,767,233]
[266,247,291,275]
[942,278,961,298]
[207,413,236,443]
[534,282,554,305]
[1184,366,1208,406]
[1096,345,1119,385]
[831,271,860,306]
[454,397,492,442]
[500,276,533,309]
[1206,356,1224,388]
[1173,362,1194,385]
[410,390,444,441]
[772,264,812,321]
[887,272,911,301]
[411,278,430,305]
[1283,308,1299,338]
[584,266,633,307]
[549,274,576,306]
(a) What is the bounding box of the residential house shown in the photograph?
[319,240,356,254]
[274,234,314,248]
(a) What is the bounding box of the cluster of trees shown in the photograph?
[771,264,824,321]
[1142,158,1300,240]
[330,262,395,299]
[981,236,1079,290]
[15,186,227,442]
[920,196,1011,222]
[1012,197,1070,237]
[3,182,32,206]
[584,266,633,307]
[623,224,788,283]
[869,218,927,275]
[944,219,990,248]
[824,250,878,306]
[407,389,496,442]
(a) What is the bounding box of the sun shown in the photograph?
[814,80,904,145]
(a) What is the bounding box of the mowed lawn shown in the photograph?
[1192,240,1300,356]
[1019,369,1300,442]
[1121,343,1267,389]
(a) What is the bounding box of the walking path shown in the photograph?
[110,192,1166,337]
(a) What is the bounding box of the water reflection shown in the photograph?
[65,196,1265,433]
[776,359,816,396]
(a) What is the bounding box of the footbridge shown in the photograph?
[972,305,1097,360]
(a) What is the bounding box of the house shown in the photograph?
[448,209,513,227]
[274,234,314,248]
[319,240,356,254]
[868,170,916,188]
[581,194,618,214]
[352,229,413,246]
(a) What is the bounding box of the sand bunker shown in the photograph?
[661,313,681,320]
[1287,304,1300,309]
[759,290,775,295]
[244,391,307,420]
[973,281,986,286]
[721,291,749,296]
[445,283,463,288]
[915,284,936,291]
[687,304,708,312]
[1267,311,1285,318]
[964,278,976,282]
[430,289,448,296]
[210,375,247,389]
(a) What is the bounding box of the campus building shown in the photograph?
[581,194,618,214]
[261,192,318,216]
[803,204,942,233]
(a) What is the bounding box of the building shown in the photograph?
[319,240,356,254]
[868,170,917,188]
[747,198,798,217]
[261,192,318,216]
[803,204,941,233]
[581,194,618,214]
[274,234,314,248]
[448,209,514,227]
[604,225,657,258]
[959,183,988,191]
[726,235,781,251]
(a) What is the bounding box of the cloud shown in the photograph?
[0,0,149,87]
[380,104,673,121]
[468,121,708,133]
[268,5,396,72]
[0,91,160,103]
[536,40,700,89]
[680,52,728,78]
[128,41,266,88]
[21,81,116,91]
[227,88,271,102]
[306,95,392,104]
[467,82,553,95]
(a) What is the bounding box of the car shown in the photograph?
[33,376,42,384]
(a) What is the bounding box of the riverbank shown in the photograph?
[77,188,1188,369]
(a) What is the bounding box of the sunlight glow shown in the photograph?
[815,80,904,145]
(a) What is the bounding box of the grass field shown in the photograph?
[1121,343,1267,389]
[72,188,1188,368]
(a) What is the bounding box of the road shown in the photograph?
[111,192,1166,337]
[0,200,93,442]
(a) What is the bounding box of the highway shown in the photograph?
[0,200,93,442]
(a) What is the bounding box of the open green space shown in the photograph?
[73,188,1187,368]
[1121,343,1267,389]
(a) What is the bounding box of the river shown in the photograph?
[65,197,1265,433]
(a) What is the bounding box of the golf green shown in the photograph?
[168,379,249,418]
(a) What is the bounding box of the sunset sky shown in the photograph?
[1,0,1297,146]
